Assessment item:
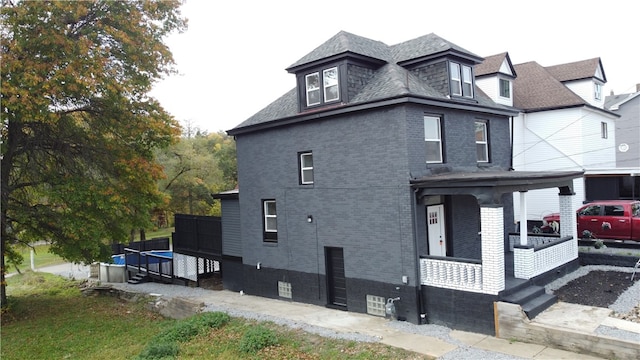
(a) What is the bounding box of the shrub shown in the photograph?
[153,312,230,343]
[136,342,179,360]
[239,325,279,354]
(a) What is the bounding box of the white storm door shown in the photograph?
[427,204,446,256]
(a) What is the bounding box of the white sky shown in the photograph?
[150,0,639,134]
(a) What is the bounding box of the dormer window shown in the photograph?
[305,66,340,107]
[449,62,474,98]
[499,79,511,99]
[594,83,602,101]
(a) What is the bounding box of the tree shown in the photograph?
[0,1,187,307]
[156,130,237,217]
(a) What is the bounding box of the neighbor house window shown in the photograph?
[475,121,489,162]
[424,115,443,163]
[450,62,474,98]
[305,72,321,106]
[499,79,511,98]
[594,83,602,100]
[299,151,314,185]
[601,122,608,139]
[305,66,339,107]
[263,200,277,242]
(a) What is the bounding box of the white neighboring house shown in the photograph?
[476,55,620,228]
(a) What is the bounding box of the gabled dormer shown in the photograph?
[285,31,388,113]
[475,52,517,107]
[544,58,606,108]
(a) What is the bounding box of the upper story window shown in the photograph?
[475,121,489,163]
[299,151,314,185]
[263,199,277,243]
[499,79,511,99]
[305,66,340,107]
[594,83,602,100]
[601,122,608,139]
[424,115,443,163]
[450,62,474,98]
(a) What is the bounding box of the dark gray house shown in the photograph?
[219,31,584,335]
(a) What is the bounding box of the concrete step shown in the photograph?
[521,293,557,319]
[502,285,546,305]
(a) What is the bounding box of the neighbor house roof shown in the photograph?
[512,61,587,111]
[230,31,516,135]
[605,91,640,110]
[544,58,605,83]
[475,52,516,78]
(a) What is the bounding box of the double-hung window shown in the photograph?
[594,83,602,101]
[305,66,339,107]
[499,79,511,98]
[263,200,277,243]
[323,68,339,102]
[305,73,321,106]
[299,151,314,185]
[475,121,489,163]
[450,62,474,98]
[424,115,443,163]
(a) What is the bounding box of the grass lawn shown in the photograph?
[5,227,176,274]
[1,272,431,360]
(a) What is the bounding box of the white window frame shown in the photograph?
[462,65,473,98]
[263,200,277,242]
[594,83,602,100]
[449,63,462,96]
[299,152,314,185]
[475,121,489,163]
[424,115,443,163]
[323,67,339,103]
[305,72,320,106]
[601,122,608,139]
[499,79,511,99]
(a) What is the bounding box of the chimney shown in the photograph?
[637,83,640,93]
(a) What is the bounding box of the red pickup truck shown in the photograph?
[541,200,640,241]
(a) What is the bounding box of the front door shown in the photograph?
[427,204,446,256]
[325,247,347,308]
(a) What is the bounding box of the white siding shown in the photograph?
[564,79,604,108]
[475,76,512,106]
[513,179,585,221]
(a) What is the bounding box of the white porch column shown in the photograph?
[559,193,577,239]
[481,205,505,295]
[519,191,528,246]
[559,192,579,261]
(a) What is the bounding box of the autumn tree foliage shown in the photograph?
[156,129,237,216]
[0,1,186,306]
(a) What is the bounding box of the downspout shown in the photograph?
[509,116,514,171]
[413,186,427,324]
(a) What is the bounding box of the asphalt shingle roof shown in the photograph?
[513,61,586,111]
[544,58,604,82]
[475,52,509,77]
[232,31,513,133]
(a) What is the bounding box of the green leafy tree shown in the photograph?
[156,130,236,217]
[0,1,187,307]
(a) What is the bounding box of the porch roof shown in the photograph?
[411,170,584,205]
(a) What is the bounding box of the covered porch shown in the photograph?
[411,170,583,334]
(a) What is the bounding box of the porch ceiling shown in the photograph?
[411,170,584,205]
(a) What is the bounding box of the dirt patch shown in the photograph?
[553,270,640,323]
[553,271,638,308]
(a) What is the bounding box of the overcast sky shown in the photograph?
[150,0,639,134]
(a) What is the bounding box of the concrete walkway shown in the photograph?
[29,263,623,359]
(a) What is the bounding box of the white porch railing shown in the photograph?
[513,236,576,279]
[420,257,484,293]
